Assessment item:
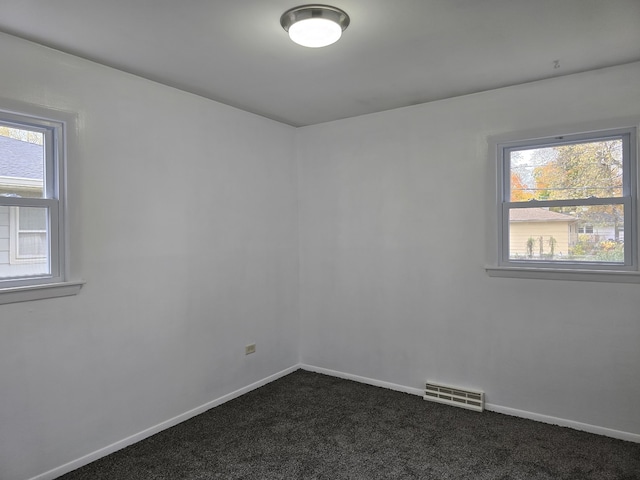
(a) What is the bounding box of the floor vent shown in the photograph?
[424,382,484,412]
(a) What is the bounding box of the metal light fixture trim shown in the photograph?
[280,5,350,48]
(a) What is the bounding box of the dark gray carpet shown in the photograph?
[58,370,640,479]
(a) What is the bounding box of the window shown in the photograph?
[491,126,638,281]
[0,106,81,301]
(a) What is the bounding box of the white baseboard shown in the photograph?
[299,364,425,396]
[300,364,640,444]
[29,365,299,480]
[485,403,640,443]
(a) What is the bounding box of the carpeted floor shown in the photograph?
[58,370,640,479]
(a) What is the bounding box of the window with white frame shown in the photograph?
[496,127,637,273]
[0,111,64,288]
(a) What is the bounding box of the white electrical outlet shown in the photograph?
[245,343,256,355]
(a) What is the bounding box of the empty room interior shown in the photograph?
[0,1,639,479]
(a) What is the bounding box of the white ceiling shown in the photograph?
[0,0,638,127]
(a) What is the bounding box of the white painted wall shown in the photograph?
[0,33,299,480]
[297,62,640,437]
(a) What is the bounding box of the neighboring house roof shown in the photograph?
[0,135,44,180]
[510,207,577,223]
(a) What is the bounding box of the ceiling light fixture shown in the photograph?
[280,5,350,48]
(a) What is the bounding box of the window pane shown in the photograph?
[0,206,50,279]
[18,206,47,230]
[18,232,47,256]
[509,205,624,263]
[510,139,623,201]
[0,127,45,198]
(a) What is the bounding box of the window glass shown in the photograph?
[509,139,623,201]
[16,206,48,260]
[0,206,50,279]
[509,205,624,263]
[0,128,45,198]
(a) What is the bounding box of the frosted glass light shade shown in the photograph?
[288,18,343,48]
[280,5,350,48]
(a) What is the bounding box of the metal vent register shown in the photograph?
[424,382,484,412]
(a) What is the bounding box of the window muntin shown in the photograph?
[499,128,636,271]
[0,114,63,287]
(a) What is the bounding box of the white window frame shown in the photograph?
[486,123,640,283]
[0,103,82,304]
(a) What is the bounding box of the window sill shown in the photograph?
[485,266,640,284]
[0,281,84,305]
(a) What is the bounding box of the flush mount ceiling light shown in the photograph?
[280,5,350,48]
